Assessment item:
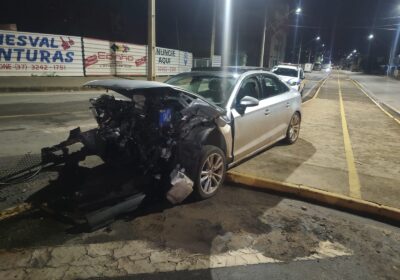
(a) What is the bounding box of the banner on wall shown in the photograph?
[83,38,147,76]
[155,47,180,75]
[0,30,83,76]
[0,29,192,77]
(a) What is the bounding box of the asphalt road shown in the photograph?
[0,185,399,279]
[0,72,399,279]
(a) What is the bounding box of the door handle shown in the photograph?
[285,102,290,108]
[264,109,270,115]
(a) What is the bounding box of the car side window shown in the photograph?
[235,77,261,105]
[261,75,289,98]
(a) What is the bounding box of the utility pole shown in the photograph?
[297,35,302,65]
[147,0,156,81]
[259,8,267,67]
[210,0,217,66]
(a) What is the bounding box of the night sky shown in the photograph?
[2,0,399,65]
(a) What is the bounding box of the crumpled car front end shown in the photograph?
[38,80,229,227]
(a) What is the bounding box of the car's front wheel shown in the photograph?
[193,145,226,199]
[284,112,301,144]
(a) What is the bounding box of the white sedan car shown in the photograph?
[272,65,305,95]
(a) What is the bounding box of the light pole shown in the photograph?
[222,0,232,67]
[210,0,217,65]
[147,0,156,81]
[260,6,302,67]
[388,7,400,76]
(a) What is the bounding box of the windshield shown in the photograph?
[165,74,238,107]
[272,68,298,78]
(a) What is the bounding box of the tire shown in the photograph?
[284,112,301,144]
[192,145,226,200]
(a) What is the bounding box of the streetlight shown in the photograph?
[322,43,325,47]
[316,36,321,41]
[353,49,357,53]
[368,34,374,40]
[261,5,302,66]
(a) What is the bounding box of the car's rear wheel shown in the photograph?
[193,145,226,199]
[284,112,301,144]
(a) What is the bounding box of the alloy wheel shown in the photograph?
[200,153,224,195]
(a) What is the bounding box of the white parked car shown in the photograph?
[272,65,305,95]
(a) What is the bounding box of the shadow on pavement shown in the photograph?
[232,138,317,182]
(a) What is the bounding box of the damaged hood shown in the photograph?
[85,79,226,118]
[85,79,173,92]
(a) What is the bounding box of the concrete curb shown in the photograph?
[226,171,400,223]
[302,75,329,103]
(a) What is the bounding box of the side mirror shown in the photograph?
[239,96,259,107]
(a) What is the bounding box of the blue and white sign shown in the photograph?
[179,51,192,73]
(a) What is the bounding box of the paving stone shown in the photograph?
[149,251,170,264]
[27,267,68,280]
[117,257,156,274]
[87,243,116,257]
[64,265,107,279]
[175,259,193,271]
[30,249,51,268]
[0,250,32,270]
[0,268,26,280]
[48,246,86,267]
[154,261,177,272]
[113,241,151,259]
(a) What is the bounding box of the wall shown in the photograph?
[0,30,83,76]
[83,38,147,76]
[0,30,192,77]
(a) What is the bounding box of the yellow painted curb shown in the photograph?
[226,171,400,222]
[0,203,32,221]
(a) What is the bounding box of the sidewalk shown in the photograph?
[0,76,169,93]
[232,72,400,210]
[346,71,400,115]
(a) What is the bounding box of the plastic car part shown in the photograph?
[167,166,194,204]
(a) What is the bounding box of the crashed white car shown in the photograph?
[20,68,301,228]
[272,65,305,94]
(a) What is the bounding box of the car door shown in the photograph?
[231,75,273,162]
[260,74,294,141]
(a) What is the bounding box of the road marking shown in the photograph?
[351,79,400,125]
[303,77,329,104]
[337,72,362,199]
[0,111,89,119]
[0,203,32,221]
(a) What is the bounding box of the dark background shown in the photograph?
[1,0,400,66]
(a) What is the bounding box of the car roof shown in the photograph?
[274,65,300,70]
[191,66,269,74]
